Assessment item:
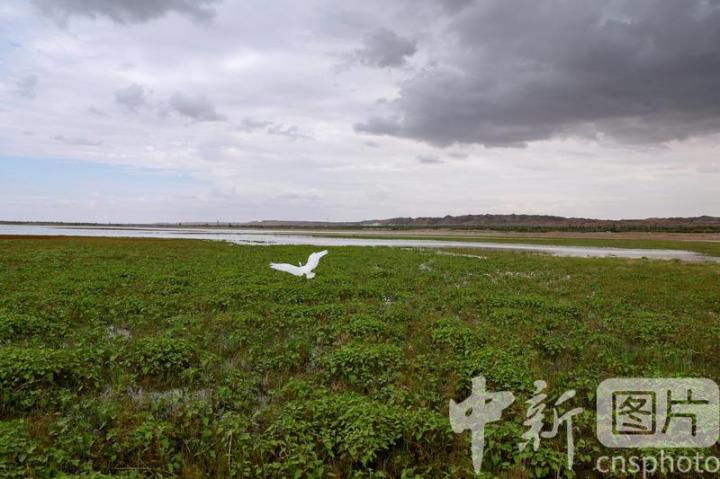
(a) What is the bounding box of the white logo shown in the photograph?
[449,376,515,473]
[449,376,583,474]
[597,378,719,448]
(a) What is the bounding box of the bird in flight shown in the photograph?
[270,250,328,279]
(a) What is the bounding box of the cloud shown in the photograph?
[417,154,443,164]
[237,117,310,140]
[168,92,226,122]
[277,190,322,202]
[54,134,103,146]
[15,75,38,99]
[114,84,147,112]
[33,0,219,25]
[267,124,311,141]
[438,0,475,13]
[237,117,272,132]
[5,0,720,223]
[356,0,720,147]
[354,27,417,68]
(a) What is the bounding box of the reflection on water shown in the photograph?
[0,224,716,262]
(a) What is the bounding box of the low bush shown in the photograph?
[0,311,65,343]
[0,346,99,414]
[268,392,454,475]
[319,343,403,391]
[121,336,196,380]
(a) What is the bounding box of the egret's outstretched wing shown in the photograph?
[270,262,304,276]
[305,250,328,271]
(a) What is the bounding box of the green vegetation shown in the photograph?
[0,237,718,477]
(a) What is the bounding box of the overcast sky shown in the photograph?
[1,0,719,222]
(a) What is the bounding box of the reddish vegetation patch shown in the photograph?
[0,235,174,244]
[0,235,63,240]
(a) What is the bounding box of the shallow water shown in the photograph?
[1,224,717,262]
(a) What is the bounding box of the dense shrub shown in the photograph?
[268,392,453,474]
[431,317,484,353]
[345,314,387,338]
[0,346,98,413]
[319,343,403,391]
[121,336,196,379]
[0,311,64,343]
[459,346,534,393]
[0,420,43,478]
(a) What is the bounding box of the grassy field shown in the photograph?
[1,236,719,478]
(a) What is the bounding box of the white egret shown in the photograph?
[270,250,328,279]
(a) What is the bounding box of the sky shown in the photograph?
[1,0,719,223]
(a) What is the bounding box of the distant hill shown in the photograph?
[357,214,720,231]
[247,214,720,232]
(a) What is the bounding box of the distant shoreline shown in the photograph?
[2,213,720,234]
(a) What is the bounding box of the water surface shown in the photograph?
[1,224,716,262]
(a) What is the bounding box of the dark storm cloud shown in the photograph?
[114,84,147,112]
[436,0,475,13]
[356,0,720,147]
[355,28,417,68]
[33,0,219,25]
[168,92,226,122]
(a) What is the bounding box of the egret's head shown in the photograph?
[305,272,316,279]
